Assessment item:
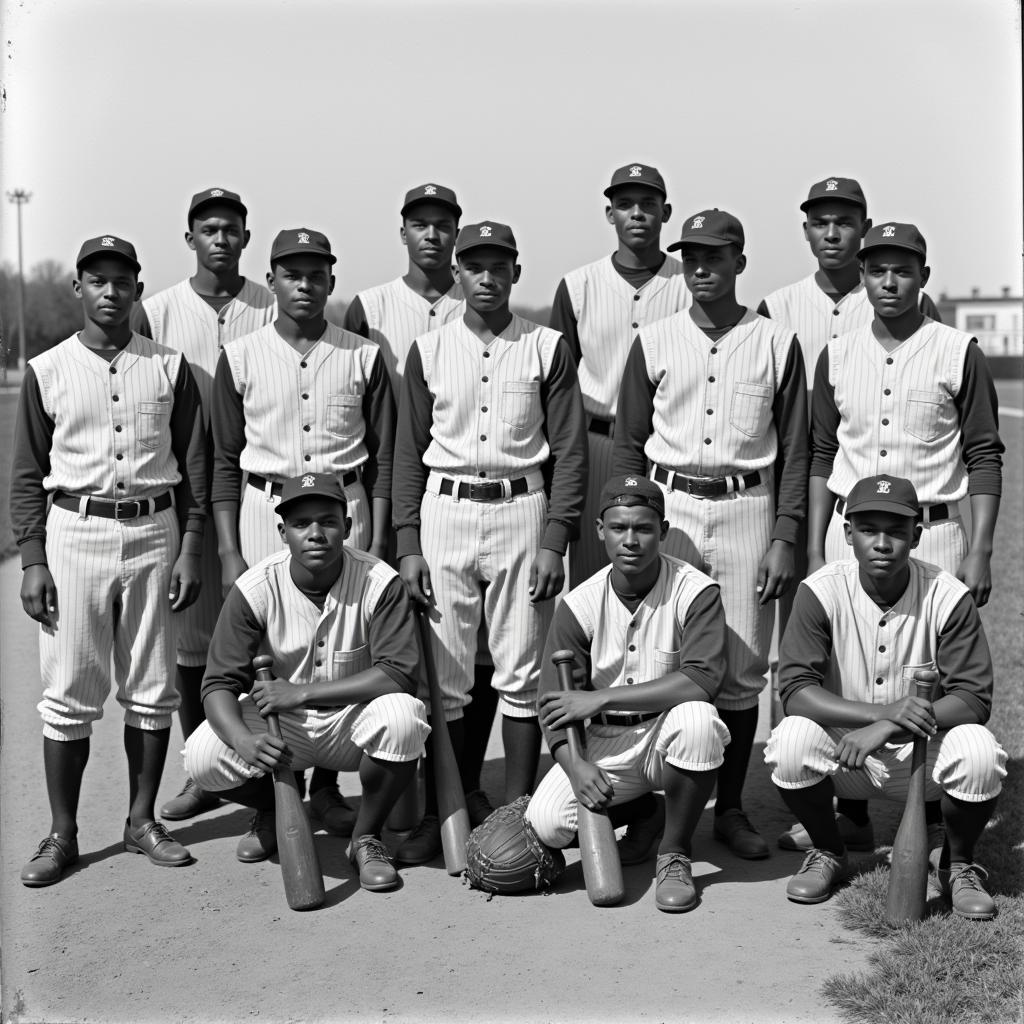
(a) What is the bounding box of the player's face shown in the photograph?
[598,504,668,577]
[605,188,671,252]
[73,258,143,327]
[401,204,458,271]
[861,249,930,319]
[187,206,250,273]
[269,256,336,321]
[455,249,520,313]
[278,497,351,573]
[678,244,745,303]
[843,511,921,579]
[802,201,869,270]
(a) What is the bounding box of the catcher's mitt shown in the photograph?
[464,795,565,896]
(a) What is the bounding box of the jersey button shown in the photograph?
[706,408,713,415]
[879,619,886,627]
[704,437,712,445]
[710,347,718,355]
[626,677,634,684]
[482,376,489,383]
[832,334,838,339]
[878,645,886,653]
[116,453,124,461]
[483,351,490,358]
[480,434,487,441]
[302,393,309,400]
[481,406,488,413]
[708,375,716,383]
[303,425,311,432]
[833,309,840,316]
[881,418,889,426]
[633,295,640,302]
[112,395,119,402]
[429,310,436,317]
[218,318,225,325]
[876,677,884,686]
[315,660,323,667]
[304,455,311,462]
[880,449,887,457]
[109,366,117,374]
[628,644,636,652]
[317,641,325,647]
[300,361,308,369]
[884,388,891,396]
[115,425,122,432]
[478,471,487,478]
[116,482,125,490]
[886,357,894,365]
[632,322,639,329]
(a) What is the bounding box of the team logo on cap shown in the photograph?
[877,480,891,494]
[826,179,838,191]
[691,216,705,230]
[424,185,437,195]
[624,477,638,487]
[480,225,492,237]
[101,237,115,247]
[629,165,643,177]
[882,225,896,237]
[298,232,310,244]
[301,475,316,488]
[210,189,224,197]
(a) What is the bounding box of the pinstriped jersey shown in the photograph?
[635,308,798,475]
[802,558,968,705]
[142,278,274,416]
[414,314,562,475]
[30,334,185,498]
[562,256,689,418]
[826,319,973,503]
[354,277,463,387]
[220,323,382,479]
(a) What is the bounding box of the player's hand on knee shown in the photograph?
[251,675,304,715]
[571,761,614,811]
[20,565,58,628]
[237,731,291,773]
[880,694,936,738]
[169,552,202,611]
[956,549,992,607]
[400,555,432,605]
[220,550,249,599]
[756,540,794,605]
[529,548,564,603]
[834,721,897,768]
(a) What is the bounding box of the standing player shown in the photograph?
[525,476,730,912]
[210,227,396,848]
[549,163,689,588]
[136,187,275,823]
[615,209,808,859]
[765,475,1005,917]
[11,236,206,885]
[183,473,430,890]
[392,221,588,863]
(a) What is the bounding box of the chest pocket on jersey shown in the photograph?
[500,381,541,436]
[904,389,948,443]
[730,382,773,437]
[326,394,362,440]
[653,648,680,674]
[333,645,371,677]
[137,401,170,450]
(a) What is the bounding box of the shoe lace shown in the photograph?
[800,849,840,874]
[658,853,691,882]
[951,863,989,892]
[356,836,391,862]
[36,835,68,856]
[179,778,199,796]
[145,822,174,844]
[247,811,269,834]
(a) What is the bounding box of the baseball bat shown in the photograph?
[252,655,325,911]
[884,672,937,925]
[416,608,471,875]
[551,650,625,907]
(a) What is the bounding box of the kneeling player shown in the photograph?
[765,475,1006,918]
[184,474,429,892]
[524,476,730,912]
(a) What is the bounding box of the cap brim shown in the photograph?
[844,500,919,519]
[666,235,735,251]
[189,197,248,221]
[401,198,462,219]
[858,242,926,261]
[270,247,337,265]
[76,250,141,273]
[276,493,348,517]
[603,182,666,199]
[799,196,866,213]
[455,241,518,258]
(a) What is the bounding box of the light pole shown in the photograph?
[6,188,32,371]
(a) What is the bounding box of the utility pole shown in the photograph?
[6,188,32,371]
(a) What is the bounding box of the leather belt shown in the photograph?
[248,470,359,497]
[53,491,173,520]
[438,476,530,502]
[588,417,614,437]
[652,466,762,499]
[835,497,953,524]
[592,711,661,727]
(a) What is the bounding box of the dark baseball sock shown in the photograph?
[43,736,90,838]
[714,706,758,814]
[124,724,171,827]
[459,663,499,794]
[924,799,943,826]
[942,793,997,866]
[776,777,844,857]
[353,754,418,839]
[174,664,206,739]
[608,792,658,829]
[835,798,871,827]
[309,767,339,796]
[661,766,717,857]
[501,715,542,804]
[221,775,275,812]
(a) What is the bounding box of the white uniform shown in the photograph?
[142,278,274,666]
[555,256,690,585]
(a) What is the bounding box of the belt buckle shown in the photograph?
[468,481,503,501]
[686,478,710,498]
[113,499,140,520]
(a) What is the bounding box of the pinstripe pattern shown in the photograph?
[143,278,274,664]
[38,503,180,740]
[356,276,463,388]
[765,717,1006,802]
[826,319,974,504]
[31,334,185,498]
[185,693,429,788]
[524,702,730,848]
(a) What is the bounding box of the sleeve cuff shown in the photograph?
[541,521,572,555]
[19,539,48,569]
[395,526,422,560]
[771,514,799,546]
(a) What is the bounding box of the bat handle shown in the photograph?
[252,656,284,744]
[550,651,585,762]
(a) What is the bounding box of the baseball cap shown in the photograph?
[858,222,927,262]
[75,235,141,274]
[844,475,920,519]
[667,209,745,252]
[188,187,248,225]
[603,163,667,199]
[276,472,349,518]
[598,475,666,519]
[269,228,337,265]
[401,183,462,219]
[455,221,518,258]
[799,177,867,214]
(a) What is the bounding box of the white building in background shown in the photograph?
[937,287,1023,357]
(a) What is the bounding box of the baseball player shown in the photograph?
[183,473,430,891]
[765,474,1006,918]
[392,221,588,864]
[11,236,206,886]
[135,187,275,823]
[615,209,808,860]
[525,475,729,912]
[210,227,396,848]
[550,162,689,588]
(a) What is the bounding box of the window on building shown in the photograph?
[965,315,996,330]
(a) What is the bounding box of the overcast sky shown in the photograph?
[1,0,1021,308]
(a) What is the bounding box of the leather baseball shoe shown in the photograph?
[160,777,222,821]
[617,795,665,865]
[236,810,277,863]
[655,852,697,912]
[778,813,875,853]
[394,814,441,865]
[349,835,399,891]
[713,809,770,859]
[309,787,357,837]
[124,820,192,867]
[786,848,849,903]
[21,833,79,887]
[465,789,496,828]
[946,862,997,920]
